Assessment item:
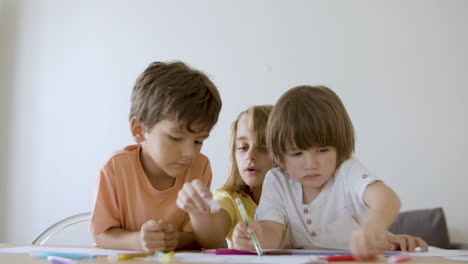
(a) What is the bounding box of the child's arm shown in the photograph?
[189,211,232,248]
[351,181,401,259]
[93,219,178,253]
[177,179,232,248]
[232,220,284,250]
[362,181,401,230]
[93,228,141,251]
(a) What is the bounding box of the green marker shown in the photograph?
[235,198,263,256]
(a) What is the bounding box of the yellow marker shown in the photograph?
[108,252,149,261]
[108,251,175,262]
[160,251,175,262]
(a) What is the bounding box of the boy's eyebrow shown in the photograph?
[168,127,183,133]
[236,136,248,141]
[168,127,209,138]
[285,145,300,151]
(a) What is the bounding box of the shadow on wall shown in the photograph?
[0,1,19,243]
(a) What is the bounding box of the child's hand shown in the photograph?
[140,219,178,253]
[387,233,428,252]
[176,179,212,215]
[350,223,393,260]
[161,220,180,252]
[232,221,262,251]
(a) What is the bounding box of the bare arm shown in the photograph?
[176,180,233,249]
[362,181,401,228]
[257,221,284,249]
[350,181,402,259]
[93,220,182,253]
[93,227,142,251]
[189,209,232,249]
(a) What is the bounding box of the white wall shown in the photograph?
[1,0,468,244]
[0,0,16,242]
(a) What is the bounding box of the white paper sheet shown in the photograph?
[445,256,468,262]
[152,252,313,264]
[408,246,468,257]
[0,246,136,256]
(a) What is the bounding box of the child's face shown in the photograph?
[283,146,338,192]
[140,118,209,179]
[235,115,275,189]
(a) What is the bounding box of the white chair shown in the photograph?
[32,212,93,246]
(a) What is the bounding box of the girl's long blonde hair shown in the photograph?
[218,105,273,196]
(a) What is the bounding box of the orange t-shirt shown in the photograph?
[90,144,212,235]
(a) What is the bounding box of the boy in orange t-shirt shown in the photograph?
[90,61,222,253]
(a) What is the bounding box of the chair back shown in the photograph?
[32,212,93,246]
[389,207,451,249]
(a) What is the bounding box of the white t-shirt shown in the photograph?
[255,157,378,250]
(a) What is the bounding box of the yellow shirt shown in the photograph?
[213,190,257,248]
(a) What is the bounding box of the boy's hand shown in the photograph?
[176,179,212,215]
[140,219,179,253]
[161,220,179,252]
[232,221,262,251]
[350,223,393,260]
[387,233,428,252]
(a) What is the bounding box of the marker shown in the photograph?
[388,254,412,263]
[150,251,174,262]
[47,256,78,264]
[108,252,149,261]
[31,252,96,260]
[202,249,257,255]
[321,255,356,261]
[235,197,263,256]
[108,251,175,262]
[202,197,220,212]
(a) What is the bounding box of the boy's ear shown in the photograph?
[130,116,145,143]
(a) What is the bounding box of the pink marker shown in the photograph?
[388,254,412,263]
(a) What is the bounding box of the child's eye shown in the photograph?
[168,135,182,141]
[318,148,329,153]
[290,152,302,157]
[195,140,204,145]
[237,146,248,151]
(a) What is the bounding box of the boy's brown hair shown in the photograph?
[267,85,354,169]
[218,105,273,196]
[129,61,222,132]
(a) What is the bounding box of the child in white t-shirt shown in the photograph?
[232,86,428,260]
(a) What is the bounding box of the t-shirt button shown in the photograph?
[361,174,368,179]
[303,208,309,214]
[306,219,312,225]
[311,232,317,237]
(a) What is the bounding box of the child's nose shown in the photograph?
[246,148,256,160]
[305,154,319,169]
[181,143,197,159]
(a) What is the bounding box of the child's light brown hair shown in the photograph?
[218,105,273,196]
[267,85,355,169]
[129,61,222,132]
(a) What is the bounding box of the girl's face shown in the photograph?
[235,115,275,189]
[283,145,338,193]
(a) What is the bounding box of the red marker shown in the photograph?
[321,255,356,261]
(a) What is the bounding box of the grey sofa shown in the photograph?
[389,207,468,249]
